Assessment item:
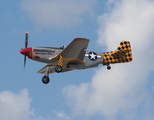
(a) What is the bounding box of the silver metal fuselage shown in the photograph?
[31,47,103,70]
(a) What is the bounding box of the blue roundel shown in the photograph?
[88,52,97,61]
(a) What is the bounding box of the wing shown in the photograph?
[38,38,89,74]
[37,65,72,74]
[37,65,55,74]
[56,38,89,65]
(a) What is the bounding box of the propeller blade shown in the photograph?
[24,55,26,69]
[25,31,28,48]
[24,32,28,69]
[23,31,28,69]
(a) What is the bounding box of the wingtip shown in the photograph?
[74,37,89,41]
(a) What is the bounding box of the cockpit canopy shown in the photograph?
[60,45,67,49]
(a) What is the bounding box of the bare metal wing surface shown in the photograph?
[37,65,55,74]
[52,37,89,65]
[37,65,72,74]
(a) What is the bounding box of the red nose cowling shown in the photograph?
[20,47,32,59]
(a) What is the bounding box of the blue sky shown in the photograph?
[1,0,154,120]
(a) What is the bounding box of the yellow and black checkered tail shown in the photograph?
[102,41,133,65]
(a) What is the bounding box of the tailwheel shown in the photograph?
[42,75,50,84]
[107,65,111,70]
[55,65,62,73]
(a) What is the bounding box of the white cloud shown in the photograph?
[0,89,34,120]
[21,0,96,28]
[63,0,154,119]
[0,89,48,120]
[53,110,71,120]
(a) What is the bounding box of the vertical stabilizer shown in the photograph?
[102,41,133,66]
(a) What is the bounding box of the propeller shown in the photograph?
[24,31,28,68]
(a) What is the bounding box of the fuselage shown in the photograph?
[20,47,103,70]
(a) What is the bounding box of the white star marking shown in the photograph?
[90,52,97,59]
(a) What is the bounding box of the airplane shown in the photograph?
[20,32,133,84]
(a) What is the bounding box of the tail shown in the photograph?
[102,41,133,66]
